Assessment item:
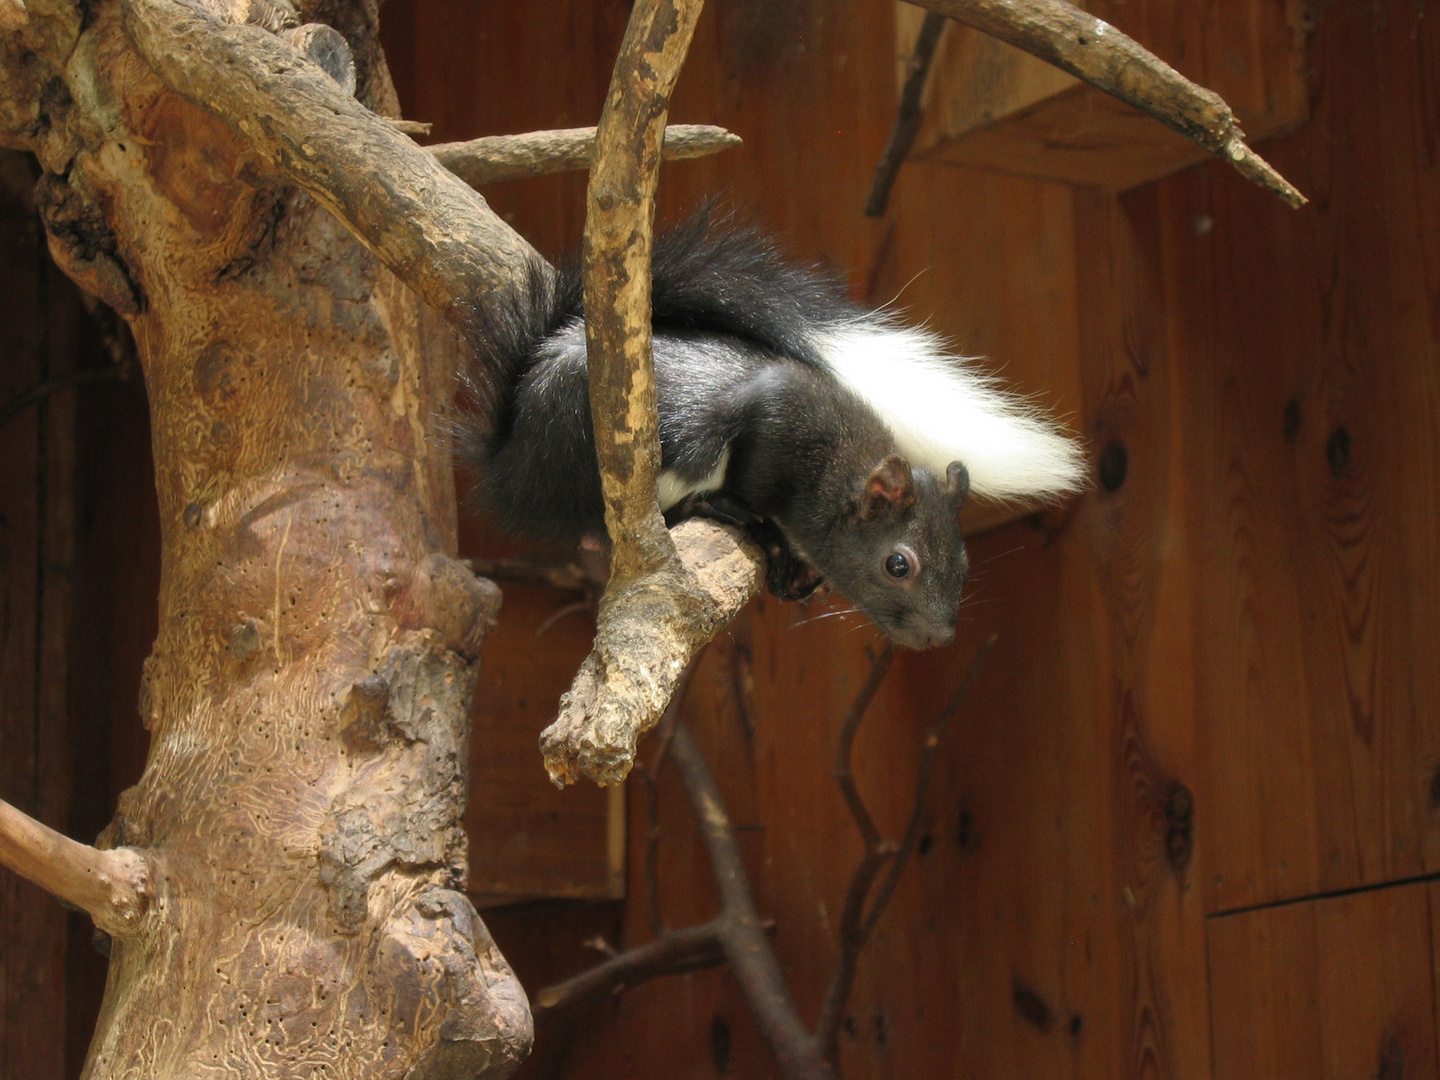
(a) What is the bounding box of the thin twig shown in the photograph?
[832,644,899,849]
[432,124,742,189]
[865,11,946,217]
[530,920,728,1080]
[906,0,1306,207]
[670,724,839,1080]
[0,364,131,432]
[465,557,598,593]
[0,797,152,937]
[637,661,698,935]
[864,633,996,936]
[815,634,997,1061]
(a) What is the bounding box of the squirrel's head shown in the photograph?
[818,454,970,650]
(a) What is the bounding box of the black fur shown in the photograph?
[459,211,970,649]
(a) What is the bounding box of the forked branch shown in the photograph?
[120,0,762,788]
[815,634,997,1062]
[531,637,995,1077]
[0,798,151,937]
[905,0,1307,207]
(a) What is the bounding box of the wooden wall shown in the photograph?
[383,0,1440,1078]
[1,0,1437,1077]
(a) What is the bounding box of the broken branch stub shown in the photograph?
[541,520,763,787]
[906,0,1307,207]
[431,124,742,189]
[0,798,151,938]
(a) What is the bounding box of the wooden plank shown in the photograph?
[897,0,1308,192]
[461,565,622,905]
[1167,0,1440,913]
[1209,882,1439,1080]
[0,150,69,1080]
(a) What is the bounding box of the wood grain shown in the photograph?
[1209,882,1440,1080]
[0,148,69,1080]
[1168,0,1440,913]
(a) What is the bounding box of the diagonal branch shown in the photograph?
[0,797,152,937]
[669,724,839,1080]
[120,0,545,338]
[431,124,742,189]
[906,0,1307,208]
[865,11,947,217]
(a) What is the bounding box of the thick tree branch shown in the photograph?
[581,0,705,584]
[539,0,758,789]
[431,124,742,189]
[0,798,151,937]
[906,0,1307,207]
[120,0,545,338]
[541,519,763,786]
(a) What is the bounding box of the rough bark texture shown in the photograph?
[536,0,747,790]
[540,519,763,787]
[431,124,741,189]
[0,1,531,1076]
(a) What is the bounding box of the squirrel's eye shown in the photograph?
[885,552,910,579]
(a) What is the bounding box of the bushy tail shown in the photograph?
[457,256,582,469]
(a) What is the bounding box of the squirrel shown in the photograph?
[458,211,1085,649]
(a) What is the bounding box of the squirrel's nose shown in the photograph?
[922,625,954,649]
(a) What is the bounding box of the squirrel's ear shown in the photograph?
[944,461,970,507]
[859,454,916,521]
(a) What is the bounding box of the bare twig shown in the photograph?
[530,920,728,1080]
[388,118,432,136]
[815,633,997,1060]
[636,662,696,936]
[670,725,839,1080]
[530,634,994,1077]
[0,798,151,937]
[464,557,598,593]
[432,124,742,189]
[865,11,947,217]
[0,364,132,432]
[906,0,1306,207]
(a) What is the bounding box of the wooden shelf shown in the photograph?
[896,0,1309,191]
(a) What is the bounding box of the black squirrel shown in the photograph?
[459,213,1084,649]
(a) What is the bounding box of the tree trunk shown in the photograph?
[2,1,531,1076]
